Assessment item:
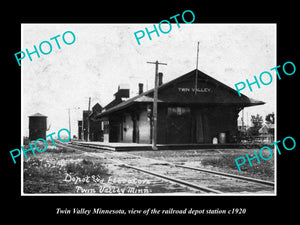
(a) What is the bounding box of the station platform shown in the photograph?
[71,141,259,151]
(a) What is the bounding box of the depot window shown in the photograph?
[103,121,109,133]
[167,107,191,116]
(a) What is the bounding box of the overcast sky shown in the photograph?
[22,23,276,137]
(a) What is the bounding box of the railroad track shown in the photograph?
[56,142,274,194]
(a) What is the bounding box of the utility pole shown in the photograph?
[242,108,244,131]
[87,97,91,142]
[195,41,200,94]
[147,60,167,150]
[247,112,249,128]
[68,108,71,138]
[67,106,80,140]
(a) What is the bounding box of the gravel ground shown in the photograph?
[129,148,275,182]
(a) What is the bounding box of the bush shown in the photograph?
[65,159,109,177]
[201,153,274,180]
[23,158,62,180]
[49,145,77,153]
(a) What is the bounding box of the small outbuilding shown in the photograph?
[80,103,104,141]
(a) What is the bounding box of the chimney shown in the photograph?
[158,72,163,86]
[138,83,144,94]
[114,83,130,99]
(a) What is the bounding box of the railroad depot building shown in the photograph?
[79,103,103,141]
[94,69,264,144]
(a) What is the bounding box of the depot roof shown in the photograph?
[96,69,265,118]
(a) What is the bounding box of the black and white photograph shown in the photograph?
[21,23,276,196]
[4,5,298,221]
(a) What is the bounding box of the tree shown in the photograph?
[265,112,275,135]
[247,114,263,136]
[265,112,274,124]
[251,114,263,128]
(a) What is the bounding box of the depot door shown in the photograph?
[191,108,210,143]
[195,110,204,143]
[166,107,192,144]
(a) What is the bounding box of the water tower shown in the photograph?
[28,113,47,141]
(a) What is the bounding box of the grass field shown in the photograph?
[23,144,112,193]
